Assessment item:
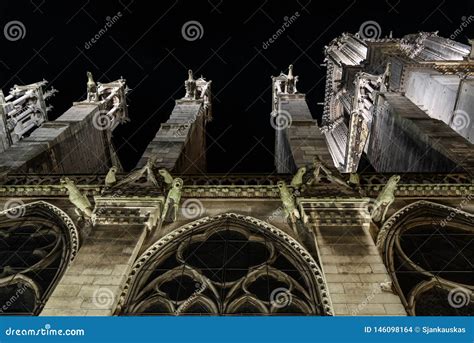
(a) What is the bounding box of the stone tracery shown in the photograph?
[378,201,474,315]
[118,213,333,316]
[0,201,78,315]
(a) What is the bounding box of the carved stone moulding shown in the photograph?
[182,186,280,198]
[363,182,474,198]
[0,200,79,315]
[93,196,165,225]
[377,200,474,315]
[299,198,372,227]
[117,212,334,316]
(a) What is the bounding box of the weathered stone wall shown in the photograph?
[0,104,116,174]
[1,174,472,316]
[41,224,146,316]
[368,93,473,174]
[275,95,334,173]
[304,201,406,316]
[136,100,207,173]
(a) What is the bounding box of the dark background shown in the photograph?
[0,0,472,173]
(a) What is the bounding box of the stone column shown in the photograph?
[41,225,146,316]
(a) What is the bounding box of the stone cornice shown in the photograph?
[0,174,472,198]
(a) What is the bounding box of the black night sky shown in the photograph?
[0,0,472,173]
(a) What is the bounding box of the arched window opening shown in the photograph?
[379,201,474,316]
[119,213,332,316]
[0,201,78,315]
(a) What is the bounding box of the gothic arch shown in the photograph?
[0,201,79,315]
[118,213,333,315]
[377,200,474,315]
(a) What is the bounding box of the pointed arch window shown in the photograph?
[0,201,79,315]
[378,201,474,316]
[119,213,332,316]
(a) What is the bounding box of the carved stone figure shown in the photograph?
[309,156,351,189]
[145,206,161,232]
[380,281,394,293]
[286,64,297,94]
[113,156,159,188]
[370,175,401,222]
[184,70,196,99]
[105,166,118,187]
[86,71,98,102]
[277,181,301,224]
[348,173,360,187]
[381,62,392,91]
[161,178,184,222]
[158,169,174,187]
[61,177,94,219]
[290,167,306,189]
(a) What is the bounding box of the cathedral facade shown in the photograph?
[0,32,472,316]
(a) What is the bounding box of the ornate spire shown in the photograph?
[271,64,300,115]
